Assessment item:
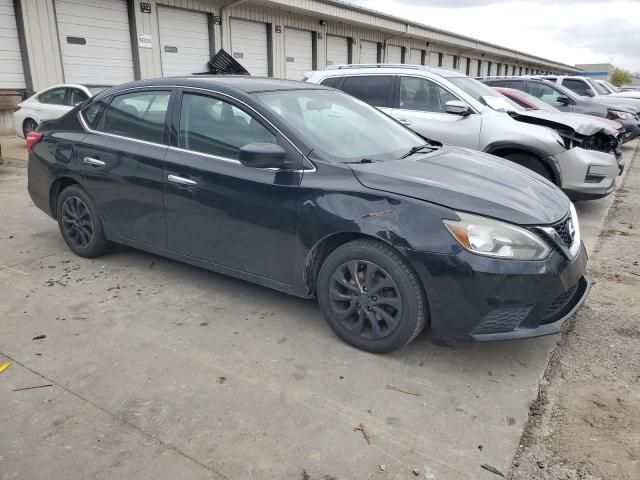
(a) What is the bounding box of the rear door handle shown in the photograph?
[167,174,197,186]
[397,118,412,126]
[83,156,105,166]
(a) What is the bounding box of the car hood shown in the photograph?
[350,146,569,226]
[509,110,619,136]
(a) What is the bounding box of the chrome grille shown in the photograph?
[553,217,574,248]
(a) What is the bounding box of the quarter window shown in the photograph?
[340,75,393,108]
[68,88,89,106]
[99,91,170,144]
[178,93,276,160]
[398,76,457,113]
[320,77,342,89]
[38,88,67,105]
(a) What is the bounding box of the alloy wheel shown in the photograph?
[328,260,403,340]
[61,196,94,248]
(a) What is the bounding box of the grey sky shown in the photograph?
[349,0,640,72]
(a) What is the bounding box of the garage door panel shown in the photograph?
[158,7,210,77]
[0,0,25,89]
[410,48,422,65]
[360,40,377,64]
[386,45,402,63]
[56,0,134,85]
[230,18,268,77]
[284,28,312,80]
[326,35,348,65]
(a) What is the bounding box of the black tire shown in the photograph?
[56,185,112,258]
[23,118,38,137]
[317,239,427,353]
[502,152,554,183]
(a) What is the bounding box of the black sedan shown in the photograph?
[27,77,590,353]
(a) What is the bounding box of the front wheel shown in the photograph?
[23,118,38,137]
[317,239,427,353]
[502,152,555,183]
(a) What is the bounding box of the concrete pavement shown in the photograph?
[0,136,636,480]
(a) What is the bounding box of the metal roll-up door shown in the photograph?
[158,7,210,77]
[359,40,378,64]
[284,28,313,80]
[55,0,134,85]
[326,35,349,66]
[230,18,269,76]
[0,0,25,89]
[386,45,402,64]
[428,52,440,67]
[410,48,423,65]
[445,54,456,69]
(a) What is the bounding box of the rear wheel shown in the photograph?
[56,185,111,258]
[502,152,554,183]
[317,239,427,353]
[22,118,38,137]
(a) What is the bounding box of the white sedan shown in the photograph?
[13,84,109,138]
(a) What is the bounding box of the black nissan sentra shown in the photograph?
[27,77,590,353]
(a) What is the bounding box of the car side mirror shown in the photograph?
[445,100,471,116]
[556,95,571,105]
[584,88,595,97]
[239,143,287,169]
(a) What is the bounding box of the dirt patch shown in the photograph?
[510,143,640,480]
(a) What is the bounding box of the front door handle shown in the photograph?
[167,174,197,186]
[83,156,105,166]
[397,118,412,126]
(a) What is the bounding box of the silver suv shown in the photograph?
[305,65,619,200]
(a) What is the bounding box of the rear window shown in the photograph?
[340,75,393,108]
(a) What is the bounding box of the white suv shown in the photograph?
[306,65,619,200]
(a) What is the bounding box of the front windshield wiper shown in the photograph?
[401,143,437,159]
[344,158,377,164]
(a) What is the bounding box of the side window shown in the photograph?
[81,99,109,129]
[340,75,393,108]
[491,80,525,90]
[179,93,277,160]
[100,91,171,144]
[38,88,67,105]
[526,82,561,103]
[562,79,589,96]
[68,88,89,106]
[399,76,455,113]
[320,77,342,89]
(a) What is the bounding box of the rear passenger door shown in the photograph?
[391,76,481,148]
[162,90,303,284]
[77,89,172,247]
[338,75,395,115]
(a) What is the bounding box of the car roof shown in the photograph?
[104,76,328,94]
[319,64,465,78]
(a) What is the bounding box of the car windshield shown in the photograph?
[254,89,426,163]
[511,90,559,112]
[448,77,521,111]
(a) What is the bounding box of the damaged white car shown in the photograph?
[306,65,620,200]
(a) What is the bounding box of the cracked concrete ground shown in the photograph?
[0,137,636,479]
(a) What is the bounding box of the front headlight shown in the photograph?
[443,212,551,260]
[612,110,629,120]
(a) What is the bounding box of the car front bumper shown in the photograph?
[408,242,589,341]
[554,147,618,199]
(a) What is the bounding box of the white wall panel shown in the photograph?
[0,0,26,88]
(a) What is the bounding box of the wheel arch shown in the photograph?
[49,177,81,219]
[483,142,561,185]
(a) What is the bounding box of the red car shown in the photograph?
[494,87,623,131]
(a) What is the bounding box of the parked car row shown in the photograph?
[306,65,622,200]
[27,71,595,353]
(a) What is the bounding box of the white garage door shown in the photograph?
[56,0,134,85]
[444,54,456,69]
[359,40,377,64]
[284,28,313,80]
[386,45,402,64]
[0,0,25,89]
[158,7,210,77]
[326,35,349,66]
[410,48,423,65]
[230,18,268,76]
[459,56,469,73]
[428,52,440,67]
